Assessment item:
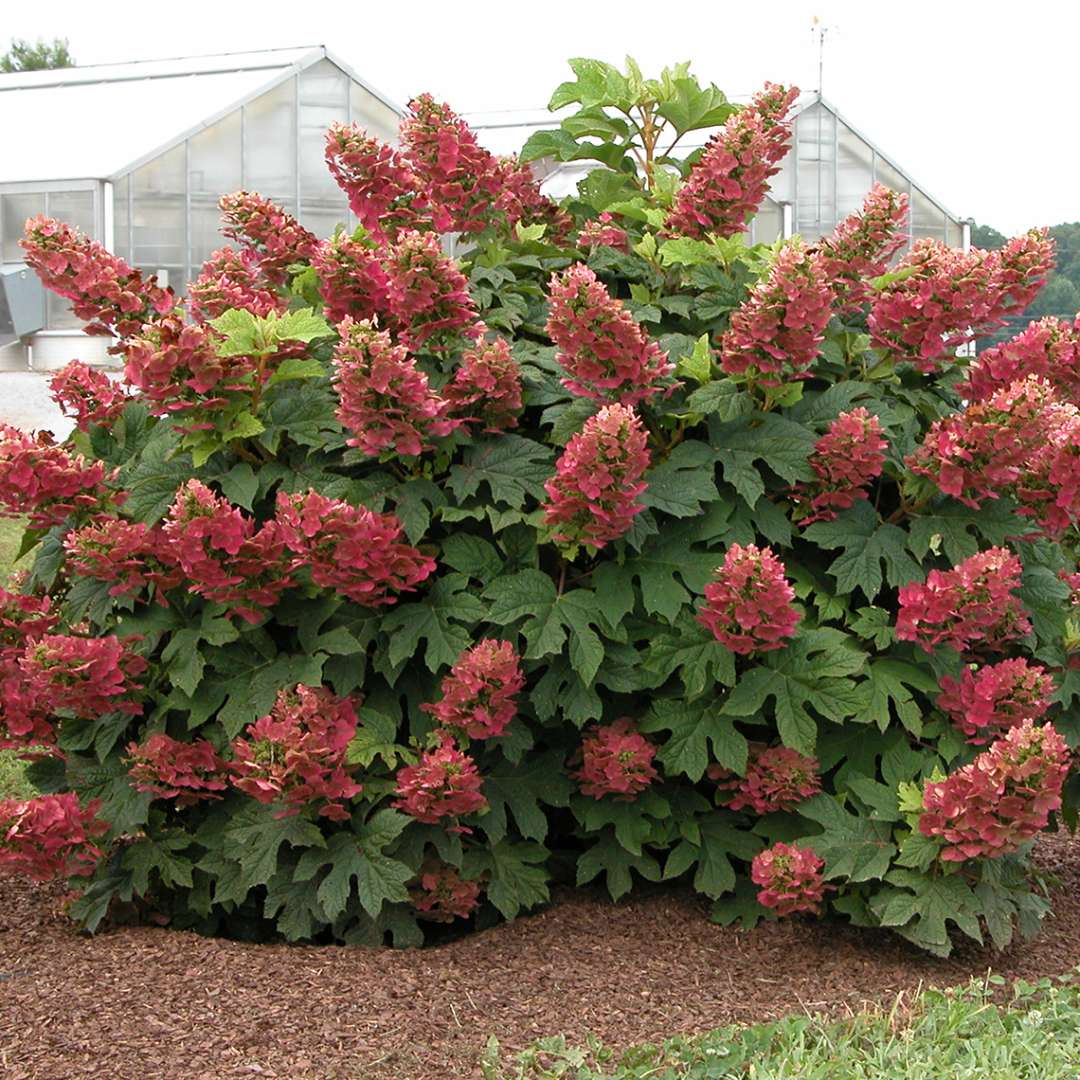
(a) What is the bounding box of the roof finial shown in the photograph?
[811,15,829,97]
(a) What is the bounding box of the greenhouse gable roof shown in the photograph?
[0,45,402,185]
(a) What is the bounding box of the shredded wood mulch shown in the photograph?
[4,832,1080,1079]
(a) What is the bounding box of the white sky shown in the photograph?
[4,0,1075,235]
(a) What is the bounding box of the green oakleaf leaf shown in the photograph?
[447,435,553,509]
[662,813,761,899]
[576,830,661,901]
[642,611,736,700]
[803,502,922,601]
[640,699,747,781]
[223,803,326,892]
[641,440,719,518]
[382,574,486,674]
[723,629,869,754]
[798,793,897,882]
[467,840,552,919]
[481,750,574,844]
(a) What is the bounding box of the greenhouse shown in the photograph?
[0,46,403,368]
[469,93,968,250]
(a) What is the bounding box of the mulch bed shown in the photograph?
[4,833,1080,1079]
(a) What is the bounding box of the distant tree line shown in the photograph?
[973,222,1080,348]
[0,37,73,73]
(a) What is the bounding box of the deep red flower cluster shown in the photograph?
[907,376,1080,538]
[20,216,175,337]
[310,233,390,325]
[0,424,114,528]
[493,154,572,239]
[410,863,482,922]
[187,247,287,323]
[383,230,479,352]
[0,793,109,880]
[0,588,59,748]
[541,403,651,551]
[229,685,361,820]
[64,515,182,602]
[123,315,244,419]
[127,733,228,804]
[394,737,487,826]
[577,213,630,253]
[332,318,457,457]
[443,336,524,432]
[326,113,565,242]
[797,407,887,523]
[400,93,506,234]
[162,480,291,623]
[919,720,1070,861]
[325,122,425,241]
[422,639,525,739]
[545,263,673,404]
[20,633,145,718]
[961,316,1080,404]
[709,744,821,815]
[574,718,657,800]
[666,83,798,239]
[697,543,800,654]
[815,184,910,312]
[275,489,436,607]
[718,241,834,388]
[218,191,318,285]
[48,362,130,431]
[869,231,1054,371]
[937,659,1055,744]
[896,547,1031,655]
[751,842,828,916]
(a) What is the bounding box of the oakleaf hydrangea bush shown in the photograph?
[2,57,1078,957]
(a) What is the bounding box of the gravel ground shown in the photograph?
[3,832,1080,1079]
[0,372,76,439]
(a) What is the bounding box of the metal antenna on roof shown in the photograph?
[811,15,829,96]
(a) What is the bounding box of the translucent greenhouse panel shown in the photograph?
[836,121,873,219]
[912,186,946,244]
[132,144,187,292]
[350,81,400,144]
[244,78,298,212]
[1,191,44,263]
[751,198,782,245]
[794,103,835,242]
[300,60,349,235]
[45,189,96,328]
[946,218,964,249]
[113,175,130,262]
[189,111,242,273]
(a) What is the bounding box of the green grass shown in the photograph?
[481,973,1080,1079]
[0,516,34,800]
[0,516,26,578]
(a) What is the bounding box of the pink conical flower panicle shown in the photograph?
[332,317,458,457]
[919,721,1070,861]
[48,362,130,431]
[697,544,800,655]
[815,185,909,312]
[421,639,525,739]
[574,718,657,800]
[218,192,318,285]
[797,407,887,522]
[545,264,673,404]
[20,216,174,337]
[719,241,834,389]
[896,547,1031,655]
[667,83,798,239]
[443,336,524,432]
[0,793,109,881]
[394,737,487,827]
[541,403,651,551]
[187,247,286,323]
[709,744,821,815]
[937,659,1055,745]
[310,233,390,326]
[751,842,828,916]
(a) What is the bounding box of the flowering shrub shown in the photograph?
[4,56,1077,957]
